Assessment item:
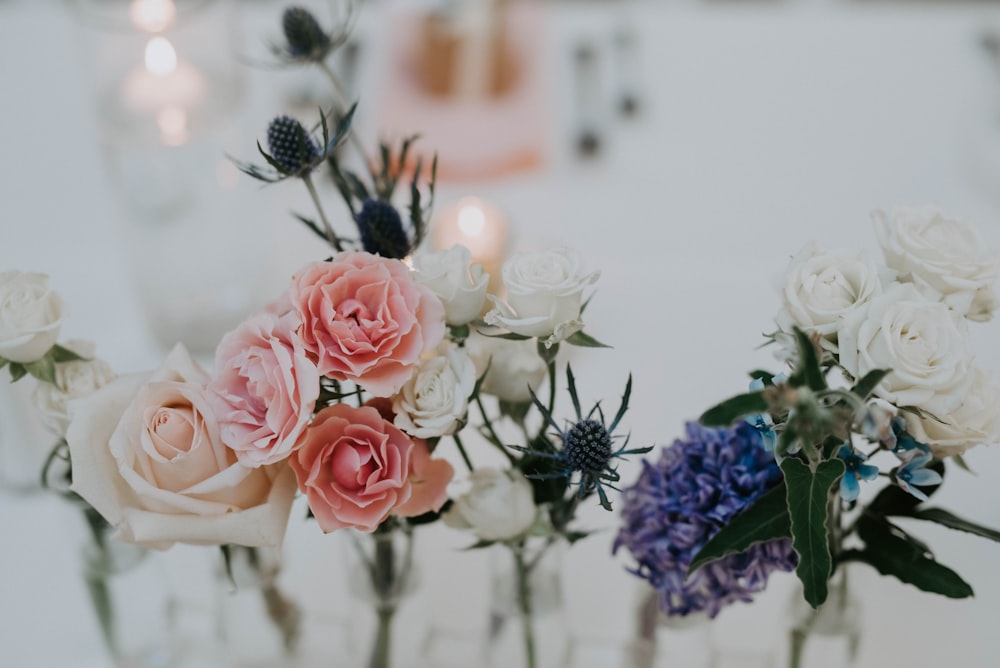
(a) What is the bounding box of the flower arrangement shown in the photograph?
[615,206,1000,653]
[2,5,650,667]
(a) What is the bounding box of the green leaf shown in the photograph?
[220,545,237,589]
[951,453,974,475]
[749,369,775,384]
[856,515,974,599]
[0,357,8,371]
[687,482,791,574]
[8,362,27,382]
[700,392,768,427]
[565,330,612,348]
[462,539,497,551]
[908,508,1000,543]
[851,369,890,399]
[787,328,827,391]
[50,344,88,363]
[781,457,845,608]
[565,531,591,545]
[25,356,57,384]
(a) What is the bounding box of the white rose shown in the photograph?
[66,344,297,549]
[413,245,489,326]
[442,468,537,541]
[392,343,477,438]
[775,242,893,354]
[484,248,599,347]
[466,332,546,403]
[839,283,974,417]
[905,367,1000,458]
[874,206,1000,321]
[0,271,65,363]
[32,340,116,437]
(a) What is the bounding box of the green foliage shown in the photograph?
[787,328,827,392]
[699,392,768,427]
[850,369,890,400]
[687,482,791,574]
[565,330,612,349]
[782,457,846,608]
[907,508,1000,543]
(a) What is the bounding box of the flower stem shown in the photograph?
[452,433,475,472]
[476,394,516,464]
[301,172,344,252]
[318,60,368,161]
[513,546,538,668]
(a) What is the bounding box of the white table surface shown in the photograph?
[4,1,1000,666]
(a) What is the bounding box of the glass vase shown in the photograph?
[216,545,302,668]
[343,520,426,668]
[78,505,176,668]
[785,568,861,668]
[486,538,570,668]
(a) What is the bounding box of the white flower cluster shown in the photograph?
[775,206,1000,457]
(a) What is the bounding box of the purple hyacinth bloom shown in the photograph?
[614,421,797,618]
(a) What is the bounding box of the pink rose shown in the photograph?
[208,312,320,467]
[290,403,453,532]
[290,254,446,397]
[67,344,297,549]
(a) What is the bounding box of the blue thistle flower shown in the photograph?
[509,366,651,511]
[282,7,331,59]
[267,116,320,174]
[613,422,797,618]
[355,198,411,259]
[836,444,879,502]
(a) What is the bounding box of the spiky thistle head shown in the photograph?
[267,115,320,174]
[355,198,411,259]
[564,419,614,474]
[282,7,330,58]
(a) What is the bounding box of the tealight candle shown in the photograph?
[433,196,509,291]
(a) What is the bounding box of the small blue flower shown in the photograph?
[894,450,943,502]
[837,445,879,502]
[745,377,777,452]
[892,426,931,458]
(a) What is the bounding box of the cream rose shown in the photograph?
[775,242,892,353]
[905,368,1000,458]
[466,332,546,403]
[484,248,599,347]
[0,271,65,363]
[413,245,489,326]
[32,340,116,437]
[67,344,296,549]
[874,206,1000,321]
[392,343,477,438]
[442,468,537,542]
[839,283,974,417]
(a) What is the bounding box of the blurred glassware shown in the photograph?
[573,41,603,157]
[0,377,54,495]
[70,0,277,355]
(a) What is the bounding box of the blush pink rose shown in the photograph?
[290,254,446,397]
[290,403,453,532]
[208,312,319,467]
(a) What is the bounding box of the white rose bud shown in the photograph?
[32,340,116,437]
[905,367,1000,458]
[775,242,893,354]
[443,468,537,542]
[413,245,489,326]
[839,282,974,417]
[874,206,1000,321]
[484,248,599,347]
[0,271,65,363]
[392,343,477,438]
[466,332,546,403]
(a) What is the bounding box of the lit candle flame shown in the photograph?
[145,37,177,76]
[130,0,176,33]
[457,203,487,237]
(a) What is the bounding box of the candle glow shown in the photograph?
[145,37,177,76]
[130,0,177,33]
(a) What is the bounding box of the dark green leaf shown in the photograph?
[462,539,497,550]
[220,545,237,589]
[477,330,532,341]
[8,362,27,382]
[749,369,775,384]
[908,508,1000,543]
[851,369,890,400]
[788,328,826,391]
[565,330,612,348]
[688,482,791,574]
[856,515,973,599]
[951,454,974,475]
[50,344,87,363]
[782,457,845,608]
[0,357,7,371]
[565,531,590,544]
[292,212,332,243]
[25,356,57,385]
[699,392,768,427]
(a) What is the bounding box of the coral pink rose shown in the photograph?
[290,254,446,397]
[208,312,319,467]
[290,403,453,532]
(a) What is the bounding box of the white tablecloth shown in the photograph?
[3,1,1000,666]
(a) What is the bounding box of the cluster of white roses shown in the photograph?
[775,205,1000,457]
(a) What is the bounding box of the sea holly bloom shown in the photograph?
[894,449,943,502]
[354,199,411,260]
[836,445,879,502]
[509,366,651,511]
[269,4,354,66]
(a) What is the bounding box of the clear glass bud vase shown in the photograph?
[486,538,571,668]
[78,505,175,668]
[785,568,861,668]
[632,589,717,668]
[216,545,302,668]
[343,520,426,668]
